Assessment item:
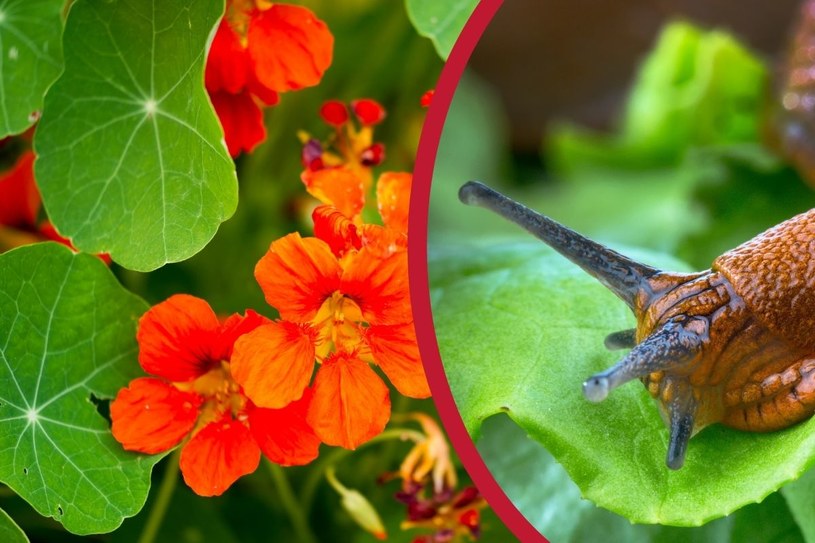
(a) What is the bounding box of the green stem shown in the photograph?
[265,460,318,543]
[137,448,180,543]
[301,427,424,512]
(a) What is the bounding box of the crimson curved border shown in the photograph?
[409,2,549,542]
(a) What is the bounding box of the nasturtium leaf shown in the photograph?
[478,414,805,543]
[405,0,478,59]
[430,239,815,526]
[0,508,28,543]
[782,468,815,543]
[35,0,236,272]
[0,0,63,138]
[0,242,162,535]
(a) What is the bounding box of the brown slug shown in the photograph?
[458,180,815,470]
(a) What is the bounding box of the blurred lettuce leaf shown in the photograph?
[430,239,815,526]
[548,21,768,173]
[675,144,815,267]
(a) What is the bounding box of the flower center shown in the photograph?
[313,291,365,359]
[180,361,247,428]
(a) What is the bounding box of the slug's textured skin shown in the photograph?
[714,209,815,352]
[459,181,815,469]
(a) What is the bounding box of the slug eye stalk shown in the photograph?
[458,181,658,310]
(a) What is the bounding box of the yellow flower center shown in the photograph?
[176,361,247,430]
[313,291,366,359]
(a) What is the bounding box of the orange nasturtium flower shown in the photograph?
[206,1,333,156]
[231,99,429,450]
[110,295,321,496]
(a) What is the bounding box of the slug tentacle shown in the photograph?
[583,317,706,403]
[666,388,696,470]
[459,181,658,309]
[604,329,637,350]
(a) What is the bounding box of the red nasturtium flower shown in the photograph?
[110,294,321,496]
[206,1,333,156]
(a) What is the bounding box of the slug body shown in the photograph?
[459,181,815,469]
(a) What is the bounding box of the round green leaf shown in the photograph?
[430,239,815,526]
[477,414,804,543]
[405,0,478,59]
[34,0,236,272]
[0,0,63,137]
[0,242,162,534]
[0,508,28,543]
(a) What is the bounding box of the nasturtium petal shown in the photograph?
[137,294,221,382]
[210,89,267,157]
[111,377,202,454]
[231,321,316,409]
[34,0,238,271]
[0,508,27,543]
[302,166,366,218]
[247,4,333,93]
[404,0,478,60]
[216,309,268,361]
[205,19,249,95]
[0,151,39,228]
[255,233,342,322]
[0,0,63,137]
[179,416,260,497]
[249,388,321,466]
[312,204,362,256]
[0,242,163,535]
[307,354,390,449]
[376,172,411,234]
[341,248,410,325]
[367,323,430,399]
[430,239,815,526]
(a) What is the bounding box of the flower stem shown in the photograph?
[137,448,181,543]
[301,428,424,512]
[265,460,318,543]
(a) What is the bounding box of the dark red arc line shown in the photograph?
[409,1,550,542]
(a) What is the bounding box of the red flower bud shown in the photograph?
[420,89,434,108]
[360,142,385,167]
[351,98,386,125]
[320,99,349,126]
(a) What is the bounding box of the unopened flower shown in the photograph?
[304,97,388,189]
[111,294,321,496]
[326,466,387,540]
